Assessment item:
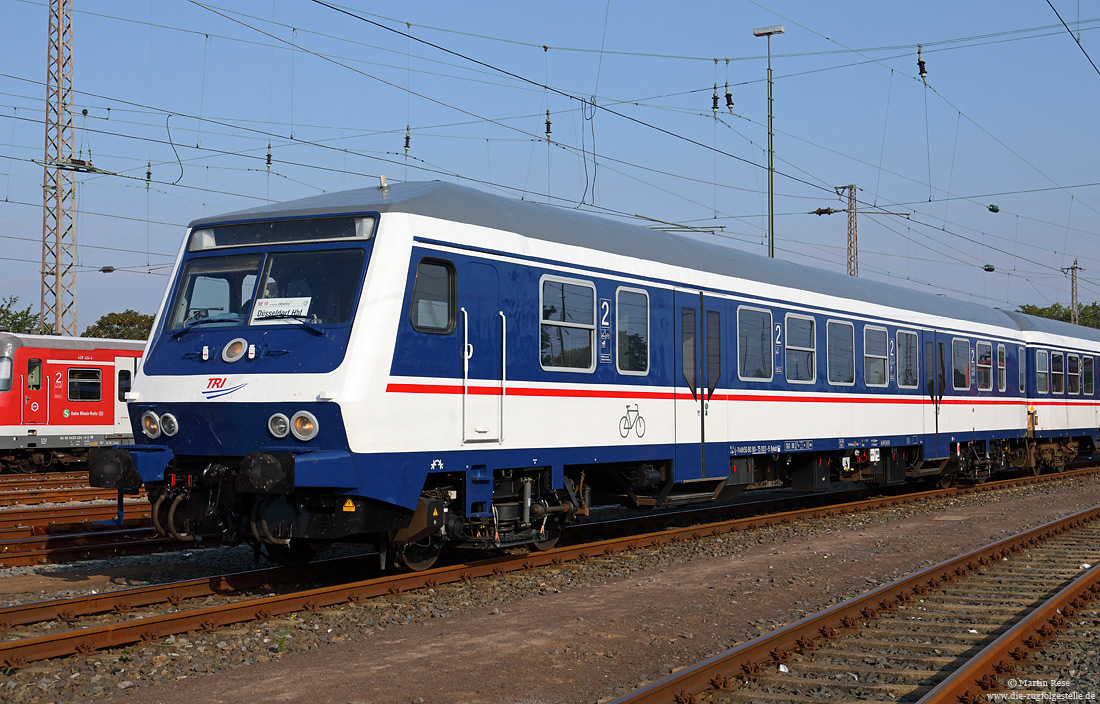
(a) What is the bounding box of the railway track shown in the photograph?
[0,501,151,535]
[610,505,1100,704]
[1,469,1097,670]
[0,471,146,507]
[0,472,87,490]
[0,527,208,568]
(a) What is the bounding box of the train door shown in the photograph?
[922,330,947,459]
[22,357,47,424]
[674,290,725,479]
[113,356,138,433]
[459,262,503,443]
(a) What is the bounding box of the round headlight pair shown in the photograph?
[268,411,318,441]
[141,411,179,439]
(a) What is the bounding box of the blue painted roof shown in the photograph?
[188,181,1047,332]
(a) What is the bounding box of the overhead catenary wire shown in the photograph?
[6,4,1091,308]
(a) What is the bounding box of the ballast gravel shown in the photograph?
[3,475,1100,703]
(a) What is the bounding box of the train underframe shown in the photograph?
[92,432,1091,571]
[1,448,89,474]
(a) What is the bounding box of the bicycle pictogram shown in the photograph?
[619,404,645,438]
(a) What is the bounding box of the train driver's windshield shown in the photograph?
[167,249,366,330]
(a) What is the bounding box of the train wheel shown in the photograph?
[394,536,445,572]
[1029,463,1042,477]
[530,518,563,551]
[937,473,954,489]
[265,538,318,567]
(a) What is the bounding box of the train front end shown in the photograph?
[90,207,394,561]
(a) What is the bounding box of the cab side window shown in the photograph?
[410,259,455,334]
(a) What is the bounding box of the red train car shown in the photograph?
[0,330,145,473]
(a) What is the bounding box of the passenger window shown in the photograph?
[784,315,815,383]
[540,277,595,371]
[1068,355,1080,394]
[27,359,42,391]
[897,331,918,388]
[616,289,649,375]
[1018,346,1025,394]
[68,368,102,402]
[976,342,992,391]
[864,327,888,387]
[1036,350,1049,394]
[737,307,773,381]
[118,369,132,402]
[997,345,1006,393]
[410,259,455,334]
[827,320,854,385]
[1052,352,1064,394]
[706,310,721,395]
[1085,357,1095,396]
[681,308,697,393]
[952,339,971,390]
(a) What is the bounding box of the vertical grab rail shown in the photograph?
[461,307,470,442]
[499,311,506,443]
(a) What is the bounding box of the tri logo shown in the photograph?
[201,377,247,399]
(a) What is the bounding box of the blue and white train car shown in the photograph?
[89,181,1100,568]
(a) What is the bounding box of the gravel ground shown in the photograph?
[2,475,1100,703]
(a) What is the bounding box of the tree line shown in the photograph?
[0,296,154,339]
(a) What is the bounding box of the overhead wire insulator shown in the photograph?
[545,109,552,140]
[725,81,734,112]
[917,43,927,84]
[712,83,719,115]
[404,125,411,153]
[145,161,151,188]
[265,143,272,170]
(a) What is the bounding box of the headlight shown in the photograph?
[268,413,290,439]
[141,411,161,439]
[160,413,179,437]
[222,338,247,363]
[290,411,319,441]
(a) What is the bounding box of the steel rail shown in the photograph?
[0,487,143,507]
[0,555,367,632]
[0,501,150,531]
[917,563,1100,703]
[0,472,86,489]
[0,528,207,568]
[607,504,1100,704]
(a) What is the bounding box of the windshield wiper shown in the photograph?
[171,314,241,339]
[255,314,325,336]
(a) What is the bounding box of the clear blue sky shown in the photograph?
[2,0,1098,331]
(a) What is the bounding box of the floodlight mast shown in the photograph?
[753,24,784,259]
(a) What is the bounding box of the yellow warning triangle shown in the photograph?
[432,508,439,517]
[342,498,355,512]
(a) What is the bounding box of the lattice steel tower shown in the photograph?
[1063,259,1082,325]
[844,184,858,277]
[40,0,77,335]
